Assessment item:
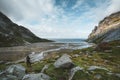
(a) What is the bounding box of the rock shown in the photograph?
[55,55,59,59]
[104,60,109,63]
[54,54,74,68]
[94,74,102,79]
[6,64,26,79]
[115,73,120,78]
[41,64,49,73]
[5,62,14,65]
[0,71,6,80]
[79,52,82,54]
[0,77,8,80]
[94,59,97,61]
[104,50,112,53]
[29,52,44,63]
[0,61,5,64]
[15,59,25,64]
[6,75,18,80]
[88,66,108,71]
[116,46,120,47]
[69,66,83,80]
[107,72,114,75]
[0,71,18,80]
[88,11,120,43]
[72,54,80,58]
[88,55,92,58]
[0,71,5,75]
[22,73,50,80]
[107,72,120,78]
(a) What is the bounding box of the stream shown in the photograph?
[28,42,93,63]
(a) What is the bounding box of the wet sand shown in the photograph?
[0,42,92,61]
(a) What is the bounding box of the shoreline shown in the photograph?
[0,42,92,62]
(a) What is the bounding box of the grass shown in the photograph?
[1,40,120,80]
[45,64,69,80]
[0,64,7,71]
[72,70,91,80]
[18,45,119,80]
[20,60,70,80]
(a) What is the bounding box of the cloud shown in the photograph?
[72,0,83,10]
[0,0,120,38]
[105,0,120,14]
[0,0,57,21]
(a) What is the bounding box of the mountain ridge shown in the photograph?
[0,12,52,47]
[88,11,120,43]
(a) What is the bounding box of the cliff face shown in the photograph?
[0,12,52,47]
[88,11,120,43]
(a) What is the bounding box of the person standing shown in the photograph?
[26,55,31,67]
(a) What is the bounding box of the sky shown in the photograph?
[0,0,120,39]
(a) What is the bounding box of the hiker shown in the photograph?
[26,55,31,67]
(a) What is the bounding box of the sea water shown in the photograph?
[50,38,92,49]
[50,38,86,43]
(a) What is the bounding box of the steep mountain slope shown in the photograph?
[88,11,120,43]
[0,12,52,47]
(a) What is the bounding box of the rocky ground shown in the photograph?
[0,41,120,80]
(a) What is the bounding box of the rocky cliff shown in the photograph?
[88,11,120,43]
[0,12,52,47]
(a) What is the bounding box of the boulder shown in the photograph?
[6,64,26,79]
[0,75,18,80]
[88,66,108,71]
[41,64,49,73]
[54,54,74,68]
[6,75,18,80]
[29,52,44,63]
[69,66,83,80]
[22,73,50,80]
[107,73,120,78]
[0,71,18,80]
[0,61,5,64]
[115,73,120,78]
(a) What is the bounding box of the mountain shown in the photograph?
[0,12,52,47]
[88,11,120,43]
